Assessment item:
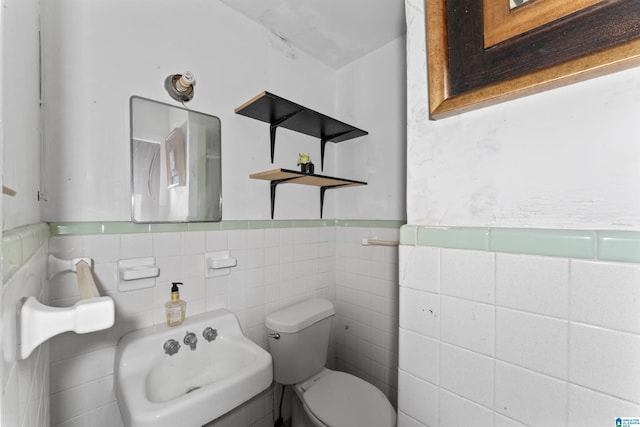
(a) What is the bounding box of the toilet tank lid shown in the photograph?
[265,298,335,333]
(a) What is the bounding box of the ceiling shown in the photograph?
[220,0,407,69]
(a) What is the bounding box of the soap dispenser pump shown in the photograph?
[165,282,186,327]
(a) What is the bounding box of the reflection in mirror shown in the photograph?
[130,96,222,222]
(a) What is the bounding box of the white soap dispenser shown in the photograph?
[165,282,186,327]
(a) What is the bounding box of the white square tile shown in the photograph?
[50,385,87,424]
[228,269,247,291]
[83,376,115,411]
[441,249,494,304]
[398,370,439,427]
[246,267,265,288]
[84,402,125,427]
[399,287,439,338]
[568,384,640,427]
[181,231,205,254]
[206,230,228,251]
[179,276,205,301]
[119,289,155,321]
[496,253,569,318]
[440,343,493,407]
[397,411,426,427]
[92,262,117,292]
[247,229,265,249]
[245,305,265,328]
[496,308,568,379]
[83,235,121,262]
[495,361,567,426]
[155,255,181,281]
[569,323,640,403]
[399,246,439,293]
[50,347,115,393]
[151,232,181,257]
[120,234,154,259]
[3,365,19,427]
[246,286,265,308]
[227,230,247,250]
[440,296,494,356]
[494,414,526,427]
[399,329,439,384]
[247,248,265,269]
[264,228,279,247]
[571,260,640,334]
[439,389,493,427]
[279,228,296,246]
[181,254,204,279]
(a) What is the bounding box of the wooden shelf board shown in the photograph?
[249,168,366,188]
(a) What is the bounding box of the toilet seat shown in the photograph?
[299,370,396,427]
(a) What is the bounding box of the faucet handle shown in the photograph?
[163,339,181,356]
[184,331,198,350]
[203,327,218,342]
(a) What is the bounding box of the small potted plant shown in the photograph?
[297,153,314,174]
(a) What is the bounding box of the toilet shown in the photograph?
[265,298,397,427]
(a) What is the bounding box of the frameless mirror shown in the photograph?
[130,96,222,222]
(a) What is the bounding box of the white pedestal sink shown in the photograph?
[115,309,273,427]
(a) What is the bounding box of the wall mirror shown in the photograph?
[130,96,222,222]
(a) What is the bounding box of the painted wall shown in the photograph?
[405,7,640,230]
[40,0,405,223]
[1,0,51,426]
[2,0,41,230]
[398,0,640,425]
[334,36,407,221]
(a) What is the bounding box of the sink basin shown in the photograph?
[115,309,272,427]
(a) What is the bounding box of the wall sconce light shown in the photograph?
[164,71,195,103]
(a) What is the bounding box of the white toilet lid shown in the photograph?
[303,371,396,427]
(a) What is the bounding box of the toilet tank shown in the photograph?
[265,298,335,385]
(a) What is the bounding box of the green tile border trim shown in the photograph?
[3,223,50,283]
[598,231,640,263]
[400,225,640,263]
[335,219,406,228]
[491,228,595,259]
[49,219,405,236]
[418,226,489,251]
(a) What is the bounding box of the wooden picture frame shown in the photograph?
[426,0,640,119]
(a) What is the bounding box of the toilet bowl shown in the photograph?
[265,298,396,427]
[292,368,396,427]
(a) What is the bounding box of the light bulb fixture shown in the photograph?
[164,71,195,103]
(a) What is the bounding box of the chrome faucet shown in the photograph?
[184,331,198,350]
[202,327,218,342]
[163,339,181,356]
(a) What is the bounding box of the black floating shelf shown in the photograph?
[250,169,367,219]
[235,91,368,170]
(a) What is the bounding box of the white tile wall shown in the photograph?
[334,226,400,404]
[440,296,494,357]
[439,344,493,408]
[439,389,493,427]
[398,247,640,427]
[2,243,50,427]
[45,225,398,425]
[441,249,494,304]
[495,308,568,380]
